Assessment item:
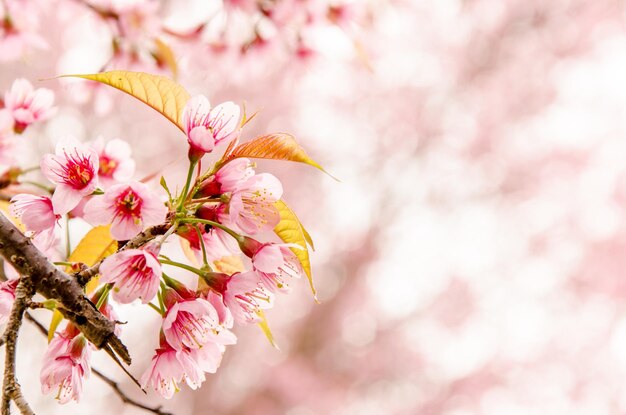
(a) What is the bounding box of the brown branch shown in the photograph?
[24,314,172,415]
[1,278,35,415]
[0,213,130,364]
[74,223,171,287]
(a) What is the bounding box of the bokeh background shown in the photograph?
[4,0,626,413]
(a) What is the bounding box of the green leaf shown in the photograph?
[60,70,191,133]
[225,133,335,179]
[257,310,279,349]
[273,200,317,300]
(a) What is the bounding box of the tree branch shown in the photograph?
[1,278,35,415]
[0,213,130,364]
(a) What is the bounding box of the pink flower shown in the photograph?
[196,158,254,197]
[41,140,99,215]
[98,243,161,304]
[225,173,283,234]
[162,289,220,350]
[182,95,240,161]
[4,78,55,132]
[40,330,91,404]
[0,278,18,325]
[91,137,136,187]
[141,343,205,399]
[222,271,274,325]
[9,194,59,251]
[9,194,59,234]
[240,239,303,293]
[83,181,167,240]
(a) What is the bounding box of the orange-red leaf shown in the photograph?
[226,133,333,178]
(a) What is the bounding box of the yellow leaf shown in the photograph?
[226,133,335,179]
[49,226,117,342]
[257,310,279,349]
[273,200,317,300]
[68,225,117,294]
[213,255,245,275]
[61,71,190,133]
[0,200,24,231]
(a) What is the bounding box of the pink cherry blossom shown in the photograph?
[9,194,59,234]
[0,278,18,325]
[83,181,166,240]
[226,173,283,234]
[40,331,91,404]
[182,95,240,160]
[40,140,99,215]
[196,157,254,197]
[91,137,136,187]
[223,271,274,325]
[244,240,303,293]
[3,78,54,132]
[98,243,161,304]
[162,294,220,350]
[141,344,205,399]
[9,194,59,251]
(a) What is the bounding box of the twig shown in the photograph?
[92,368,172,415]
[24,314,173,415]
[1,278,35,415]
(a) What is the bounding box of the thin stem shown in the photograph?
[17,166,40,175]
[53,261,74,267]
[20,180,53,193]
[95,284,113,309]
[158,258,204,277]
[177,161,197,212]
[193,225,209,267]
[65,215,71,258]
[187,197,221,205]
[146,302,164,315]
[157,222,179,246]
[179,218,244,243]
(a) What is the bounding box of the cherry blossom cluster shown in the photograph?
[0,81,310,403]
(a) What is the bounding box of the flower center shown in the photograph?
[99,155,118,176]
[115,188,143,222]
[59,150,94,189]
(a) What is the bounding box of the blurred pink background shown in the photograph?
[4,0,626,414]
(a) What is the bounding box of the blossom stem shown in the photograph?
[52,261,73,267]
[158,258,205,277]
[193,225,209,267]
[179,218,244,243]
[146,302,164,316]
[95,284,112,309]
[18,166,40,175]
[177,161,197,212]
[20,180,53,193]
[65,215,71,258]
